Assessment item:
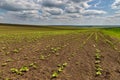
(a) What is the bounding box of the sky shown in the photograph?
[0,0,120,25]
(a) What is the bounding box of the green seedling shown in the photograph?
[40,55,45,60]
[5,78,11,80]
[94,48,102,77]
[96,71,102,76]
[96,67,103,71]
[95,53,101,60]
[2,47,6,50]
[51,62,68,79]
[29,63,37,69]
[10,68,22,75]
[1,63,7,67]
[11,68,18,73]
[51,48,57,53]
[58,67,64,72]
[95,60,101,64]
[51,47,61,53]
[63,62,67,67]
[52,72,59,78]
[96,49,101,53]
[6,58,13,62]
[20,66,29,72]
[11,66,29,75]
[12,49,19,53]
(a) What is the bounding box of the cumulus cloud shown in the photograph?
[71,0,92,3]
[65,4,81,13]
[43,7,63,15]
[42,0,65,8]
[94,0,101,7]
[0,0,112,25]
[0,0,40,11]
[80,2,91,8]
[3,10,41,21]
[81,10,107,16]
[111,0,120,9]
[67,13,82,18]
[108,14,120,18]
[115,10,120,14]
[0,16,3,20]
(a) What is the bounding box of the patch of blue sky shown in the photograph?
[88,0,115,15]
[0,8,7,14]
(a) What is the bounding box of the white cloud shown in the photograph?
[2,10,41,22]
[71,0,92,3]
[115,10,120,14]
[94,0,101,7]
[0,0,40,11]
[65,3,82,13]
[81,10,107,16]
[43,7,63,15]
[111,0,120,9]
[0,16,3,20]
[42,0,66,8]
[80,2,91,8]
[66,13,82,18]
[108,14,120,18]
[0,0,114,25]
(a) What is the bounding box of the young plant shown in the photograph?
[96,49,101,53]
[39,55,45,60]
[94,48,102,77]
[51,62,68,79]
[95,64,103,76]
[96,71,102,76]
[5,78,11,80]
[12,49,19,53]
[1,63,7,67]
[52,72,59,78]
[29,63,37,69]
[95,60,101,64]
[95,53,101,60]
[51,47,61,53]
[10,68,22,75]
[2,47,6,50]
[11,66,29,75]
[19,66,29,72]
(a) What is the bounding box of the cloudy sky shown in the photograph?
[0,0,120,25]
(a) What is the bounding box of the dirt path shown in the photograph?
[0,31,120,80]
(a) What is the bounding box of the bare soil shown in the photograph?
[0,31,120,80]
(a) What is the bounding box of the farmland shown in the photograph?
[0,25,120,80]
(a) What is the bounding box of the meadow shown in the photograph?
[0,24,120,80]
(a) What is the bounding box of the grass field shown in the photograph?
[0,25,120,80]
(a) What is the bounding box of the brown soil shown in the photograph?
[0,31,120,80]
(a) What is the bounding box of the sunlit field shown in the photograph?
[0,25,120,80]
